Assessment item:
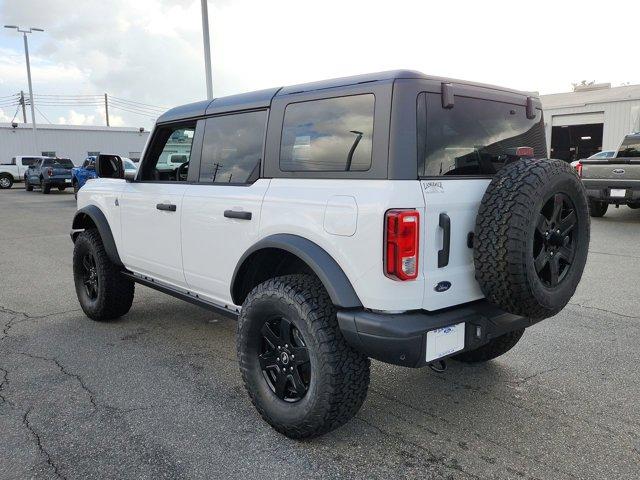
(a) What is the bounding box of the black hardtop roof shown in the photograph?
[157,70,536,124]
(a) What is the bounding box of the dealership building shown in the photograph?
[0,122,150,165]
[541,83,640,161]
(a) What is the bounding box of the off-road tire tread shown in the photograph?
[73,229,134,321]
[474,158,588,319]
[452,329,525,363]
[237,274,370,439]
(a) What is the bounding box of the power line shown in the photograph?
[33,104,52,124]
[109,96,167,110]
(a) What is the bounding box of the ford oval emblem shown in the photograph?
[434,281,451,292]
[612,168,625,175]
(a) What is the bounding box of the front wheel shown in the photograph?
[73,182,79,199]
[73,229,134,321]
[237,274,370,439]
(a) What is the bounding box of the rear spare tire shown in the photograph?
[474,159,589,319]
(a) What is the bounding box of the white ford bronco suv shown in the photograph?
[71,71,590,438]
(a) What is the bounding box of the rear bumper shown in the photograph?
[46,176,73,187]
[337,300,539,368]
[582,179,640,204]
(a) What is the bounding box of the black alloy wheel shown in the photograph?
[259,316,310,402]
[533,193,577,287]
[81,252,99,300]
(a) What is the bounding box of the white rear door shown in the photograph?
[420,179,488,311]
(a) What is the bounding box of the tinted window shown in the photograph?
[199,110,267,184]
[617,137,640,158]
[140,125,195,181]
[42,159,52,167]
[22,157,37,166]
[417,93,547,177]
[280,95,374,172]
[52,158,74,168]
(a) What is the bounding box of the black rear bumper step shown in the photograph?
[337,300,539,368]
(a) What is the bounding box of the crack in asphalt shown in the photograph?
[0,306,83,342]
[15,352,98,409]
[568,302,640,321]
[22,407,66,480]
[0,366,8,404]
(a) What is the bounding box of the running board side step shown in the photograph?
[120,271,239,319]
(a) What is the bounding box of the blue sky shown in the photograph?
[1,0,639,129]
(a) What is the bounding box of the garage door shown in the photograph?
[551,112,604,127]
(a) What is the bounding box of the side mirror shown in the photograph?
[95,155,124,179]
[124,169,136,182]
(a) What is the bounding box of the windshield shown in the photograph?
[417,93,547,177]
[52,158,74,168]
[617,138,640,158]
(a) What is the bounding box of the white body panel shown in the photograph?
[78,176,487,313]
[181,179,271,306]
[420,179,488,310]
[260,179,427,312]
[119,182,189,286]
[1,156,34,180]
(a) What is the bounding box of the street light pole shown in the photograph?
[200,0,214,100]
[4,25,44,153]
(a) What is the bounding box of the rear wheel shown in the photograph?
[25,177,33,191]
[237,274,370,439]
[0,175,12,189]
[73,181,79,199]
[452,329,524,363]
[41,179,50,194]
[627,203,640,210]
[588,199,608,217]
[73,229,134,321]
[58,186,66,191]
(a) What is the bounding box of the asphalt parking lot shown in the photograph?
[1,186,639,480]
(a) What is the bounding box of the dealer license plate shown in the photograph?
[65,179,71,184]
[610,189,626,198]
[425,322,465,362]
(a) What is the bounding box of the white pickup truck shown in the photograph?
[0,156,45,189]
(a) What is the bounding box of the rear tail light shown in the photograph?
[516,146,534,158]
[47,167,53,176]
[575,161,583,177]
[385,209,419,281]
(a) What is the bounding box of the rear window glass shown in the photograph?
[280,94,374,172]
[22,157,38,166]
[52,158,74,168]
[417,93,547,177]
[617,138,640,158]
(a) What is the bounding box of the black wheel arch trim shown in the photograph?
[231,234,363,309]
[70,205,123,267]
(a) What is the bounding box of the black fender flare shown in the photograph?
[231,234,363,309]
[70,205,123,267]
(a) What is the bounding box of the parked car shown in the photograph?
[70,70,590,438]
[0,156,43,189]
[25,157,74,194]
[575,133,640,216]
[72,155,137,198]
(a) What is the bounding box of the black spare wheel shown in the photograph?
[474,159,590,319]
[237,274,370,439]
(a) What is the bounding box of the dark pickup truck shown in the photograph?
[577,133,640,217]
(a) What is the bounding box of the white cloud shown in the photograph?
[1,0,639,129]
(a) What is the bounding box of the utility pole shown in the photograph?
[104,93,110,127]
[19,91,27,123]
[200,0,214,99]
[4,25,44,152]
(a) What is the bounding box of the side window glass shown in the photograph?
[140,124,196,181]
[280,94,375,172]
[199,110,267,184]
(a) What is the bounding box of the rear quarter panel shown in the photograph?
[260,179,426,312]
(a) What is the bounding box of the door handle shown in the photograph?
[224,210,252,220]
[156,203,177,212]
[438,213,451,268]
